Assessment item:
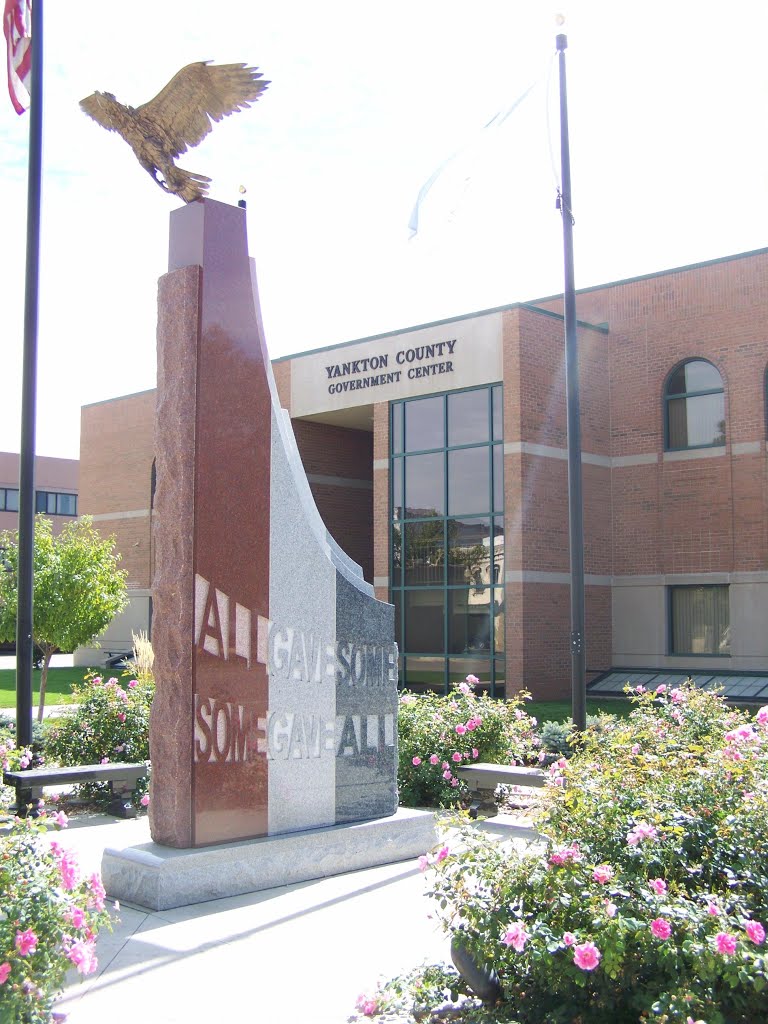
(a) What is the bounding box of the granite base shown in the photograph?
[101,807,437,910]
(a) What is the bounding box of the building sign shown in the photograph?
[289,312,503,417]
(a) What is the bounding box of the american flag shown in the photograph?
[4,0,31,114]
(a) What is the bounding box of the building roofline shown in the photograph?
[529,245,768,306]
[81,388,157,410]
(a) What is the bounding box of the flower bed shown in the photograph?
[397,676,541,808]
[0,814,112,1024]
[360,684,768,1023]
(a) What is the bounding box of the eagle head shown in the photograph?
[80,91,123,129]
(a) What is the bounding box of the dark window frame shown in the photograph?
[35,490,78,517]
[0,488,19,512]
[667,584,731,658]
[390,383,504,695]
[663,358,726,452]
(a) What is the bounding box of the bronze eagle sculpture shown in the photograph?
[80,62,269,203]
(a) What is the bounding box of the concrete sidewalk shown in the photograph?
[52,813,452,1024]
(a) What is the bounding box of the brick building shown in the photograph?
[0,451,78,535]
[78,247,768,700]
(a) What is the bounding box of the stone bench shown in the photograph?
[456,762,549,819]
[3,762,148,819]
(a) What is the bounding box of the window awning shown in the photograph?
[587,668,768,704]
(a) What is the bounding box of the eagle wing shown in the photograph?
[136,61,269,158]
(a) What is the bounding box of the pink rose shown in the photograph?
[604,901,617,918]
[466,719,478,731]
[626,822,658,846]
[715,932,737,955]
[355,994,378,1016]
[0,963,10,984]
[118,712,126,723]
[412,756,422,766]
[15,929,37,956]
[573,941,601,971]
[502,922,529,952]
[649,878,667,896]
[66,906,87,929]
[745,920,765,945]
[592,864,613,884]
[756,706,768,726]
[429,754,439,765]
[455,724,467,735]
[562,932,576,947]
[59,850,81,890]
[465,675,479,685]
[452,752,462,762]
[650,918,672,940]
[53,810,69,828]
[472,748,479,758]
[128,679,139,689]
[435,845,449,863]
[443,770,452,781]
[707,903,719,916]
[418,855,430,872]
[140,794,150,807]
[67,940,98,975]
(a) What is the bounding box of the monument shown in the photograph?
[101,199,436,909]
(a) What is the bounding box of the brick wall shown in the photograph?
[291,419,374,581]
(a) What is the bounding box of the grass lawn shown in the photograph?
[525,697,633,723]
[0,667,92,709]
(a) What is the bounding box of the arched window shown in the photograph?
[664,359,725,451]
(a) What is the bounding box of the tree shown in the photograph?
[0,516,128,720]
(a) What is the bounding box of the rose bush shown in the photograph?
[0,814,112,1024]
[397,676,540,808]
[45,673,153,808]
[416,684,768,1023]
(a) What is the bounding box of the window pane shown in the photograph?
[404,656,446,694]
[405,395,444,452]
[5,489,18,512]
[35,491,47,513]
[391,403,403,454]
[404,590,444,653]
[492,385,503,441]
[671,586,730,655]
[667,393,725,448]
[492,587,505,653]
[448,389,489,446]
[57,494,77,516]
[447,517,491,586]
[449,656,492,695]
[448,447,489,515]
[392,590,401,647]
[392,459,403,520]
[404,452,444,517]
[404,521,444,586]
[448,588,491,654]
[391,523,402,586]
[493,658,505,699]
[667,360,722,395]
[493,445,504,513]
[492,520,505,581]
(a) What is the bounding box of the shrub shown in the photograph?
[45,673,153,807]
[420,684,768,1023]
[0,815,112,1023]
[397,676,540,808]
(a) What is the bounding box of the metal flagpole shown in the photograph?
[16,0,44,776]
[555,29,587,732]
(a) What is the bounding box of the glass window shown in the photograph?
[447,517,491,586]
[665,359,725,450]
[35,491,78,516]
[404,452,444,517]
[448,447,489,516]
[391,384,504,695]
[0,488,19,512]
[449,588,491,654]
[404,590,444,653]
[405,395,444,452]
[448,389,489,446]
[670,585,730,656]
[404,521,444,586]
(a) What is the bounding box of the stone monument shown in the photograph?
[102,199,435,909]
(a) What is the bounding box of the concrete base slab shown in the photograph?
[102,807,437,910]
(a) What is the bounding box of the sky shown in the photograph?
[2,0,767,461]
